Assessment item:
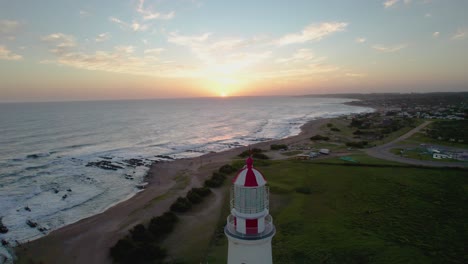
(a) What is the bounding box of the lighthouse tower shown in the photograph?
[225,156,275,264]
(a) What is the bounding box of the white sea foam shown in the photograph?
[0,96,373,256]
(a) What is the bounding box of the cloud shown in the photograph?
[144,48,164,55]
[276,49,323,64]
[79,10,91,18]
[345,73,366,78]
[0,20,22,41]
[372,44,407,53]
[167,31,273,76]
[0,45,22,60]
[42,33,77,54]
[425,13,432,18]
[432,31,440,38]
[95,32,111,42]
[136,0,175,20]
[383,0,412,8]
[355,37,366,43]
[168,32,211,46]
[41,41,202,78]
[275,22,348,46]
[109,17,149,32]
[384,0,400,8]
[256,63,339,80]
[451,29,467,40]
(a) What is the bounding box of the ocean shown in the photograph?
[0,96,372,253]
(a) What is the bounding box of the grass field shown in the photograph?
[205,158,467,264]
[400,131,468,149]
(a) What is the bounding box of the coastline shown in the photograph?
[13,116,335,264]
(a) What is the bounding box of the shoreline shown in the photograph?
[13,116,338,264]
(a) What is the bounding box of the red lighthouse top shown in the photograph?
[232,156,267,187]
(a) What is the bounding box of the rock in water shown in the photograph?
[26,220,38,228]
[0,218,8,234]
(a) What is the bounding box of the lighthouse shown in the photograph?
[224,156,275,264]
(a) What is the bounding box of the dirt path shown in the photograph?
[366,121,467,168]
[15,118,330,264]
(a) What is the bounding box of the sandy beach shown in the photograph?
[14,118,331,264]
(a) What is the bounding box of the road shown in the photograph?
[366,121,468,168]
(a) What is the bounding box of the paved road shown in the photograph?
[366,121,468,168]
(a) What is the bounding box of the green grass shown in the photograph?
[390,148,467,164]
[400,131,468,149]
[205,158,467,264]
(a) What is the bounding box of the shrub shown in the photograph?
[238,148,263,158]
[129,224,153,243]
[192,187,212,197]
[353,130,363,135]
[270,144,288,150]
[295,187,312,194]
[331,127,341,132]
[170,197,192,213]
[219,164,237,174]
[310,135,330,141]
[186,190,202,204]
[148,212,178,238]
[327,123,333,127]
[204,172,226,188]
[110,237,135,264]
[253,153,269,160]
[346,141,369,148]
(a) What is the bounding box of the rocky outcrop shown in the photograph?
[86,160,124,170]
[0,218,8,234]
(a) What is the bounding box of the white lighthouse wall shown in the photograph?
[257,215,265,233]
[236,217,246,233]
[227,236,273,264]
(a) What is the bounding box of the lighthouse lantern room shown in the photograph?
[224,156,276,264]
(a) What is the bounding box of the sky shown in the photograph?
[0,0,467,102]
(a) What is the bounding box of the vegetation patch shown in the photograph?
[426,120,468,143]
[110,212,179,264]
[310,134,330,141]
[204,172,227,188]
[206,158,468,263]
[270,144,288,150]
[346,141,369,148]
[170,197,192,213]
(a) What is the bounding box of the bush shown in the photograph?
[204,172,227,188]
[192,187,212,197]
[253,153,269,160]
[295,187,312,194]
[310,135,330,141]
[238,148,263,158]
[353,130,363,135]
[331,127,341,132]
[170,197,192,213]
[110,237,135,264]
[110,237,167,264]
[148,212,178,238]
[271,144,288,150]
[327,123,333,127]
[219,164,237,174]
[186,190,202,204]
[129,224,153,243]
[346,141,368,148]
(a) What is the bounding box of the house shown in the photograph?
[433,153,452,159]
[309,152,319,159]
[319,149,330,155]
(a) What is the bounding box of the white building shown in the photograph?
[225,157,276,264]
